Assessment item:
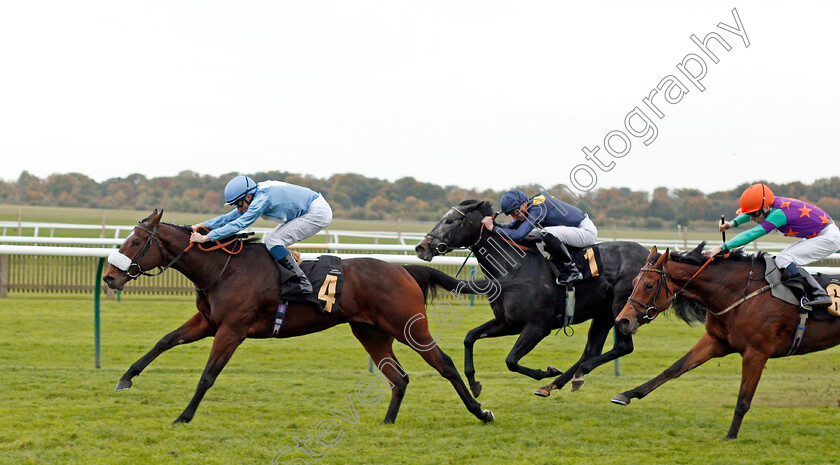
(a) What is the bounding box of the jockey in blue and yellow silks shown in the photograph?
[481,189,598,285]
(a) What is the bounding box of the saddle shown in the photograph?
[275,254,344,313]
[531,239,603,283]
[763,255,840,320]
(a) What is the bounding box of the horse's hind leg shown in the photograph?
[349,322,409,424]
[173,326,245,424]
[116,312,214,391]
[400,315,494,423]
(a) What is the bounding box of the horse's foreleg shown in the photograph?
[535,318,619,397]
[611,332,732,406]
[726,349,769,440]
[116,313,215,391]
[173,326,245,424]
[502,323,557,382]
[349,323,409,424]
[463,318,517,397]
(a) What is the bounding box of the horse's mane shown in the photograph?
[661,242,767,326]
[160,222,262,245]
[458,199,495,217]
[669,241,767,265]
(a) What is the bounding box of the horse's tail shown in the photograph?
[401,265,495,303]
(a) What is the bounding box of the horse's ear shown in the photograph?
[471,200,490,215]
[655,248,669,266]
[663,248,670,263]
[149,209,163,227]
[691,241,706,256]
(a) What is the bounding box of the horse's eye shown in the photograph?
[445,219,454,224]
[132,240,140,246]
[644,283,654,290]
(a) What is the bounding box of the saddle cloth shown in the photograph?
[764,255,840,320]
[568,244,603,280]
[276,255,344,313]
[534,241,603,281]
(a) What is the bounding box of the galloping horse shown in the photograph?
[415,200,649,397]
[103,210,494,424]
[613,243,840,439]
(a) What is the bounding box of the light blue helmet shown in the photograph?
[223,175,258,205]
[500,190,528,214]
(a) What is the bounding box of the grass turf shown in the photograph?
[1,293,839,464]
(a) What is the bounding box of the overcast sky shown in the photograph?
[0,1,837,194]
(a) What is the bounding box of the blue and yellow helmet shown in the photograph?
[500,190,528,214]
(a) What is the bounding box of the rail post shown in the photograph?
[0,255,8,298]
[94,257,104,369]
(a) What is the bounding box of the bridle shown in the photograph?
[424,206,485,254]
[116,224,191,279]
[110,224,244,290]
[626,265,675,322]
[626,254,716,322]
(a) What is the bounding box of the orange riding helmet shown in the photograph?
[736,183,775,214]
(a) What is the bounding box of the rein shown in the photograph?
[112,225,246,291]
[627,254,717,322]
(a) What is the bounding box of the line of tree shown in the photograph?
[2,170,839,228]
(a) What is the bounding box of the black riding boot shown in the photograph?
[799,268,831,308]
[277,254,313,296]
[541,232,583,285]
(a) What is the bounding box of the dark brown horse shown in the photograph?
[613,243,840,439]
[103,210,494,424]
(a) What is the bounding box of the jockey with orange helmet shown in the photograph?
[706,183,840,308]
[190,175,333,296]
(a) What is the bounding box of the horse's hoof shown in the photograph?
[570,377,584,392]
[546,366,562,377]
[611,393,630,406]
[172,416,191,425]
[382,419,395,425]
[470,381,482,398]
[115,379,132,391]
[534,387,551,397]
[482,409,495,423]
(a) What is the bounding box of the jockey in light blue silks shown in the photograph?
[190,175,333,296]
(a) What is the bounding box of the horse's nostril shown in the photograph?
[415,245,424,253]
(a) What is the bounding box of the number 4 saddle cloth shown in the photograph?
[277,254,344,314]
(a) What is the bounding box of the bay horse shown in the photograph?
[102,210,494,424]
[415,200,649,397]
[613,243,840,439]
